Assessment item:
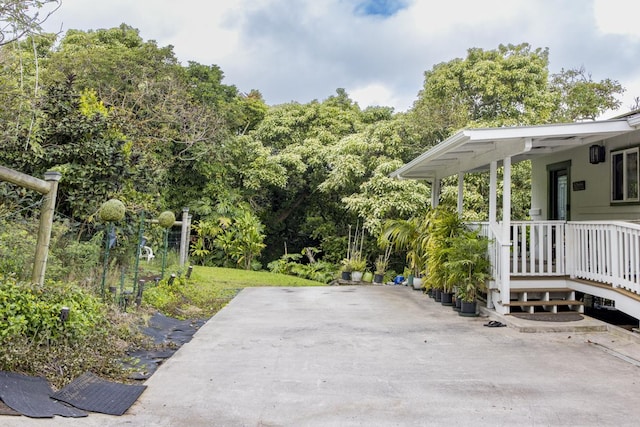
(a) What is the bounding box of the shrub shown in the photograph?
[0,219,37,280]
[0,276,138,387]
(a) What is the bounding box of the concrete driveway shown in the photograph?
[4,285,640,426]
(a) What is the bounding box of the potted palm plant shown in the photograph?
[380,209,432,291]
[446,229,492,317]
[425,207,465,305]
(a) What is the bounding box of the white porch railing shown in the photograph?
[567,221,640,296]
[471,220,640,297]
[511,221,565,276]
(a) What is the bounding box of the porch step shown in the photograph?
[511,287,574,293]
[499,287,585,314]
[500,300,585,314]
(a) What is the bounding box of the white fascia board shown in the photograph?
[389,131,470,179]
[465,119,633,142]
[627,114,640,128]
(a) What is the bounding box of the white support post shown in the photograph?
[489,161,497,225]
[431,179,440,208]
[31,171,62,286]
[501,157,512,300]
[487,161,498,309]
[457,172,464,218]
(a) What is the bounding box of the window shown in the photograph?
[611,147,639,202]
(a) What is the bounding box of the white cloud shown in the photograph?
[351,82,408,111]
[40,0,640,115]
[593,0,640,38]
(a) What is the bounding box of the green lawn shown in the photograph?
[189,265,327,288]
[141,266,326,319]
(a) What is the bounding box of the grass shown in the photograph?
[140,265,326,320]
[189,265,327,288]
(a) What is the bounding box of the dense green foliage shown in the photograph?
[0,22,626,272]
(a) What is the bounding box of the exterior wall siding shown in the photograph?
[530,129,640,221]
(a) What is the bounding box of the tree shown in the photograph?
[549,66,624,121]
[411,43,556,136]
[0,77,131,221]
[408,42,626,221]
[0,0,60,46]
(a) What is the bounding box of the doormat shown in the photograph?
[510,312,584,322]
[0,371,87,418]
[52,372,146,416]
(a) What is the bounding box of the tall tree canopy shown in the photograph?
[0,29,629,271]
[405,42,625,221]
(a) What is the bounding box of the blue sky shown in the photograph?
[354,0,409,17]
[42,0,640,117]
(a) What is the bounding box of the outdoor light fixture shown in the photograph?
[60,306,70,323]
[589,145,606,164]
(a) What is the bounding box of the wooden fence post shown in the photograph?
[0,166,61,286]
[179,207,189,266]
[31,171,62,285]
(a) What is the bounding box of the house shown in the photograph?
[390,112,640,327]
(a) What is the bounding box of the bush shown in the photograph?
[0,219,37,280]
[0,276,138,388]
[267,250,337,283]
[0,276,105,344]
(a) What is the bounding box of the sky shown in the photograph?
[40,0,640,117]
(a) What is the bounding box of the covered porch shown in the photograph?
[390,118,640,321]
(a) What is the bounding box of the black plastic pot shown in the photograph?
[373,273,384,284]
[459,300,478,317]
[341,271,351,281]
[453,295,462,311]
[441,292,454,306]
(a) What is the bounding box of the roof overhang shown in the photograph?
[390,118,639,182]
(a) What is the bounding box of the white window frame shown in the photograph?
[611,147,640,203]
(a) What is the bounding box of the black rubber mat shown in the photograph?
[141,312,204,345]
[52,372,146,416]
[0,371,87,418]
[123,348,177,380]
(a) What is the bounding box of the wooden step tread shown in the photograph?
[509,288,574,293]
[502,300,584,307]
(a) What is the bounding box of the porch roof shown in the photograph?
[390,117,640,181]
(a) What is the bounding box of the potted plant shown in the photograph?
[340,258,353,280]
[350,256,367,282]
[343,223,367,282]
[380,209,432,290]
[446,229,492,317]
[374,257,386,284]
[373,245,392,284]
[425,207,465,305]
